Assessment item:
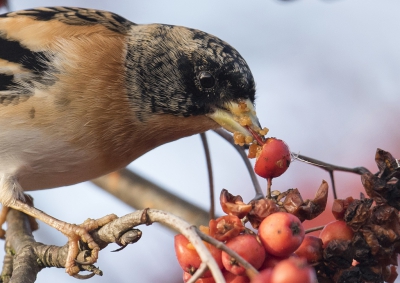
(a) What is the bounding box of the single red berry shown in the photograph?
[294,235,323,264]
[319,220,354,248]
[254,138,291,179]
[258,212,305,257]
[175,234,222,277]
[222,234,266,275]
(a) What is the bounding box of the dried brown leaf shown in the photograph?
[220,189,252,219]
[375,148,400,180]
[332,266,361,283]
[332,196,355,221]
[361,172,387,203]
[247,198,279,229]
[282,181,328,222]
[344,198,373,231]
[359,265,384,283]
[352,232,376,265]
[361,172,400,210]
[370,224,398,246]
[360,228,380,255]
[282,188,304,215]
[323,239,353,269]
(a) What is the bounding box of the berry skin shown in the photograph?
[254,138,291,179]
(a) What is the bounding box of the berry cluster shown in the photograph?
[175,211,316,283]
[174,137,399,282]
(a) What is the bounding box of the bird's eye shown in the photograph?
[199,71,215,89]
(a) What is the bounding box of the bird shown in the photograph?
[0,7,264,275]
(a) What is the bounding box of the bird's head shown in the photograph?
[126,24,265,144]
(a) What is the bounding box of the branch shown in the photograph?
[200,132,215,220]
[3,209,41,283]
[3,208,225,282]
[91,168,211,228]
[195,227,259,280]
[93,209,225,283]
[213,129,264,199]
[212,128,372,200]
[294,154,371,199]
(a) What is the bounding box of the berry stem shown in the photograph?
[305,225,325,234]
[213,129,264,199]
[195,227,259,280]
[267,177,272,199]
[294,154,370,200]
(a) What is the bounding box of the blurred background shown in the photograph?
[2,0,400,282]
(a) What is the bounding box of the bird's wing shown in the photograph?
[0,7,134,34]
[0,7,133,103]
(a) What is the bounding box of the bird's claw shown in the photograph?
[111,244,128,252]
[64,214,118,276]
[72,259,104,279]
[72,272,96,280]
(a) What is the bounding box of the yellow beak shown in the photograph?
[206,99,267,145]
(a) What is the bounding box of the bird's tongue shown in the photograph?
[246,126,266,146]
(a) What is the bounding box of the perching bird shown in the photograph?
[0,7,264,275]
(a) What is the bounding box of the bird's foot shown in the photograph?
[64,214,118,275]
[0,195,38,239]
[8,199,117,276]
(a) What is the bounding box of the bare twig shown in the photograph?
[0,246,13,283]
[305,225,325,234]
[4,209,42,283]
[91,168,210,227]
[328,171,337,199]
[212,128,371,201]
[195,227,259,280]
[91,209,225,282]
[267,178,272,199]
[186,262,209,283]
[120,209,225,283]
[294,154,370,199]
[213,129,264,199]
[200,132,215,220]
[4,208,226,283]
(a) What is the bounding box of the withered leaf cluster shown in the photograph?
[362,149,400,209]
[316,149,400,283]
[220,180,328,229]
[282,180,328,222]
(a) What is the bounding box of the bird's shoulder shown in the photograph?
[0,7,133,104]
[0,7,135,34]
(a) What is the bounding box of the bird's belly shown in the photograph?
[0,127,118,191]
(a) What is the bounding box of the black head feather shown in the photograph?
[126,24,256,118]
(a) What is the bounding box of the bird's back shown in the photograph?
[0,7,134,100]
[0,7,143,191]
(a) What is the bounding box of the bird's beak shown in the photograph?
[206,99,267,145]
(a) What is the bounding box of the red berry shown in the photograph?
[223,270,250,283]
[294,235,323,264]
[250,269,273,283]
[258,212,305,258]
[258,254,287,270]
[319,220,354,248]
[209,215,244,242]
[254,138,291,179]
[183,272,216,283]
[222,234,266,275]
[175,234,222,277]
[269,257,317,283]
